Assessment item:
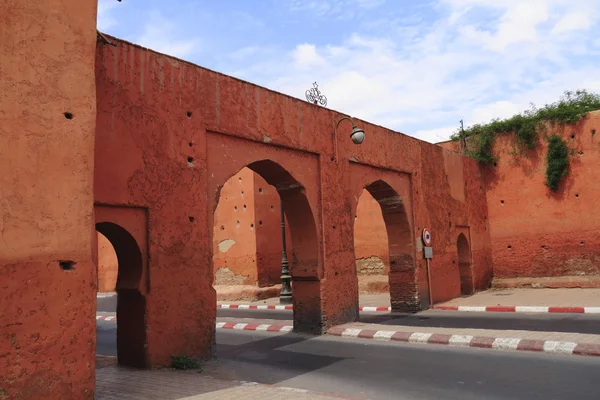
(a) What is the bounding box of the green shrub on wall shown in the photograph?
[545,135,569,191]
[452,90,600,164]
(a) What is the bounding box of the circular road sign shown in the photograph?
[422,228,432,246]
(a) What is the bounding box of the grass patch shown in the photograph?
[545,135,570,191]
[452,90,600,164]
[171,355,203,371]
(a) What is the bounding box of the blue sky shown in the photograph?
[98,0,600,142]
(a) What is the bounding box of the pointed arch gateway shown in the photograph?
[212,159,322,333]
[362,180,419,312]
[95,221,147,368]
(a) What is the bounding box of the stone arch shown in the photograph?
[213,159,321,333]
[96,222,147,367]
[457,233,473,296]
[361,180,418,313]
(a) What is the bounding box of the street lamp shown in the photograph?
[279,197,293,305]
[336,116,365,145]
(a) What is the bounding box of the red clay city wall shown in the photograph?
[94,34,492,348]
[0,1,98,399]
[483,112,600,279]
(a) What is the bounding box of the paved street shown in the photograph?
[96,321,600,399]
[217,308,600,334]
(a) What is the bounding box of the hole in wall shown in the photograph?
[64,112,74,120]
[500,200,504,205]
[187,157,194,166]
[259,220,263,226]
[578,150,584,155]
[241,191,244,196]
[571,134,575,139]
[507,245,512,249]
[493,162,497,167]
[188,142,193,148]
[258,188,263,194]
[236,221,240,228]
[189,216,195,222]
[541,245,549,250]
[243,205,247,210]
[592,129,596,136]
[330,157,335,162]
[220,225,225,231]
[250,223,254,229]
[270,205,275,211]
[59,260,76,271]
[332,226,336,229]
[581,241,585,246]
[234,206,238,211]
[575,194,579,198]
[187,111,192,118]
[239,177,242,182]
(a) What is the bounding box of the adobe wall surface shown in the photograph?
[95,35,492,336]
[354,189,389,275]
[97,232,118,292]
[484,112,600,278]
[0,1,98,399]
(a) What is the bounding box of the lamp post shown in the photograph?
[279,197,293,305]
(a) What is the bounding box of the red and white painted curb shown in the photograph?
[328,326,600,357]
[216,321,293,333]
[97,315,116,321]
[434,305,600,314]
[218,304,392,312]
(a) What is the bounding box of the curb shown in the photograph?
[216,321,293,333]
[434,305,600,314]
[218,304,391,312]
[328,326,600,357]
[97,315,600,358]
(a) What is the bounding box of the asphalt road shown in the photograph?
[217,308,600,334]
[96,321,600,400]
[98,295,600,334]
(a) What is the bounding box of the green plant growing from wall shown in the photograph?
[452,90,600,164]
[545,135,570,191]
[170,355,203,371]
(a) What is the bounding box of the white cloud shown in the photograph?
[137,11,200,59]
[98,0,600,142]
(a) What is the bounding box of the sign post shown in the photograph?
[422,228,434,308]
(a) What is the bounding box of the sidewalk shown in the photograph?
[213,316,600,358]
[217,288,600,314]
[96,366,362,399]
[435,288,600,314]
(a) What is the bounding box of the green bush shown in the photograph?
[170,355,203,371]
[545,135,569,191]
[452,90,600,164]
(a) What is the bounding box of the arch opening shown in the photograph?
[457,233,474,296]
[213,159,321,334]
[356,180,419,313]
[96,222,147,368]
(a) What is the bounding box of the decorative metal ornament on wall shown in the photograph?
[305,82,327,107]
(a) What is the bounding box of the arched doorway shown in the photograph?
[96,222,147,368]
[353,189,389,297]
[357,180,417,313]
[212,160,321,333]
[457,233,473,296]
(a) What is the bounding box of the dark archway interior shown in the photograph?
[364,180,418,312]
[457,233,473,296]
[96,222,147,368]
[217,160,322,334]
